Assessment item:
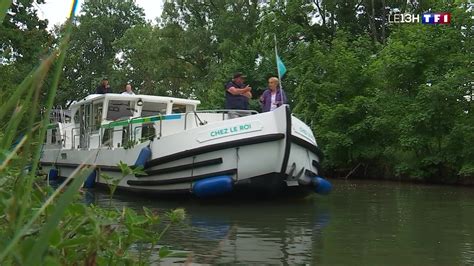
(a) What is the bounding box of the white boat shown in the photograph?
[40,93,331,198]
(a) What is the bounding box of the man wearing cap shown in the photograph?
[225,72,252,110]
[95,78,112,94]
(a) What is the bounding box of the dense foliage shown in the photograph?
[0,1,185,264]
[0,0,50,104]
[1,1,473,185]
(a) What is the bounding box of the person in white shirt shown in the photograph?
[259,77,288,112]
[121,84,135,95]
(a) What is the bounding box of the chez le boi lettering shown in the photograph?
[210,124,252,137]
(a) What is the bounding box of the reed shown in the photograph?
[0,1,185,264]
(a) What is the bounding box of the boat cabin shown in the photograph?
[46,94,200,150]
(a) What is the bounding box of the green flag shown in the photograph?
[276,54,287,77]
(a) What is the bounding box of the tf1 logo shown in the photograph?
[388,12,451,24]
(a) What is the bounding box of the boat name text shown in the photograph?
[197,121,263,143]
[210,124,252,137]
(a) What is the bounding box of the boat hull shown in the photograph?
[40,106,326,198]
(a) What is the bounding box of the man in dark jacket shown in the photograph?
[96,78,111,94]
[225,72,252,110]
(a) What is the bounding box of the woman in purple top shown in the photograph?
[259,77,288,112]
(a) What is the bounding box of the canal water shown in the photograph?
[90,180,474,265]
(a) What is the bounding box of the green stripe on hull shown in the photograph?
[101,114,182,128]
[46,114,182,129]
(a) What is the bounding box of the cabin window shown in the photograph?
[102,128,112,147]
[172,104,187,114]
[51,128,57,144]
[141,123,156,140]
[83,104,91,131]
[141,102,167,117]
[121,126,129,146]
[107,100,135,121]
[73,110,79,124]
[92,102,103,131]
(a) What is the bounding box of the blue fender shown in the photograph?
[193,175,233,198]
[48,168,58,181]
[83,170,96,188]
[134,146,152,168]
[48,168,59,186]
[313,176,332,195]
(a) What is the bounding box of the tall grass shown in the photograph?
[0,1,185,264]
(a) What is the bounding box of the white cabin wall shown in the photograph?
[89,133,100,149]
[160,119,186,137]
[112,127,124,148]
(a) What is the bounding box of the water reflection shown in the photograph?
[88,191,331,265]
[84,180,474,265]
[82,189,96,205]
[179,204,331,265]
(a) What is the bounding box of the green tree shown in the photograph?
[56,0,145,106]
[0,0,51,103]
[114,0,263,109]
[1,0,466,182]
[367,2,473,181]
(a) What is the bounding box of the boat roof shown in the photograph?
[70,93,201,109]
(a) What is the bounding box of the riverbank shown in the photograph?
[325,165,474,186]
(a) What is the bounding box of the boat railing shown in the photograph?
[100,127,125,148]
[132,122,161,142]
[184,109,258,130]
[95,114,165,148]
[64,110,258,149]
[129,114,164,141]
[49,107,71,123]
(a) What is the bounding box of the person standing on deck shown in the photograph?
[121,84,135,95]
[95,78,112,94]
[260,77,287,112]
[225,72,252,110]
